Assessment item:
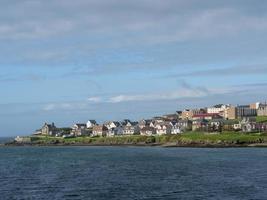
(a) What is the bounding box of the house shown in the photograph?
[86,120,97,128]
[121,119,132,126]
[105,121,121,130]
[177,120,192,131]
[41,123,57,136]
[149,121,155,128]
[233,122,242,131]
[256,123,267,132]
[171,125,183,134]
[222,120,239,131]
[107,126,124,137]
[123,125,140,135]
[72,123,88,136]
[242,122,257,133]
[138,119,152,129]
[176,111,183,119]
[192,119,209,131]
[169,120,178,127]
[155,123,172,135]
[140,127,156,136]
[92,125,108,137]
[209,119,225,132]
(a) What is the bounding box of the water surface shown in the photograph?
[0,146,267,200]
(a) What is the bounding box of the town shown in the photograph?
[28,102,267,140]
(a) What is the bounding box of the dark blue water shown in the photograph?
[0,146,267,200]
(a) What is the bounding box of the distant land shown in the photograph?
[5,101,267,147]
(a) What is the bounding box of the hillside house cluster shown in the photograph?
[35,101,267,137]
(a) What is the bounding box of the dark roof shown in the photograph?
[141,127,155,131]
[88,120,97,124]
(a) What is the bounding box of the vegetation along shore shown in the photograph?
[6,132,267,148]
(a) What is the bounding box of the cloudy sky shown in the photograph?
[1,0,267,136]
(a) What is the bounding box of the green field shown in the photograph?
[256,116,267,123]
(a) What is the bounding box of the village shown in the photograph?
[32,102,267,139]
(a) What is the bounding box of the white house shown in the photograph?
[86,120,97,128]
[207,104,230,114]
[171,125,183,134]
[107,126,124,137]
[123,125,140,135]
[155,124,172,135]
[105,121,121,130]
[72,124,88,136]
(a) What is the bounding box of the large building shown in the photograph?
[226,105,257,119]
[207,104,230,113]
[41,123,57,135]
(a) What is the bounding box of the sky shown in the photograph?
[1,0,267,136]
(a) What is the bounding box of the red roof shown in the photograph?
[193,113,221,118]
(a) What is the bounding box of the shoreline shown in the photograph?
[4,132,267,148]
[4,142,267,148]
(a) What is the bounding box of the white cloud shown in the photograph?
[88,97,102,103]
[108,89,208,103]
[42,102,86,111]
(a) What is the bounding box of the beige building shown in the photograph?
[258,103,267,116]
[225,105,257,119]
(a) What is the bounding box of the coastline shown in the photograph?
[4,133,267,148]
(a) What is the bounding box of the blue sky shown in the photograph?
[1,0,267,136]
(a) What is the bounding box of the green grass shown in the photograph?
[29,132,267,146]
[256,116,267,123]
[179,132,265,144]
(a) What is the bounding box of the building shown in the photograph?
[258,103,267,116]
[86,120,97,128]
[155,124,172,135]
[181,109,206,120]
[176,120,192,131]
[207,104,230,113]
[107,126,124,137]
[104,121,121,130]
[41,123,57,135]
[192,119,209,131]
[250,102,260,109]
[209,119,225,132]
[171,125,183,134]
[140,127,156,136]
[223,106,237,120]
[123,125,140,135]
[138,119,152,129]
[92,125,108,137]
[72,124,88,136]
[228,105,257,119]
[192,113,222,121]
[162,113,179,121]
[207,104,230,117]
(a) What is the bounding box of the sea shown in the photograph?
[0,138,267,200]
